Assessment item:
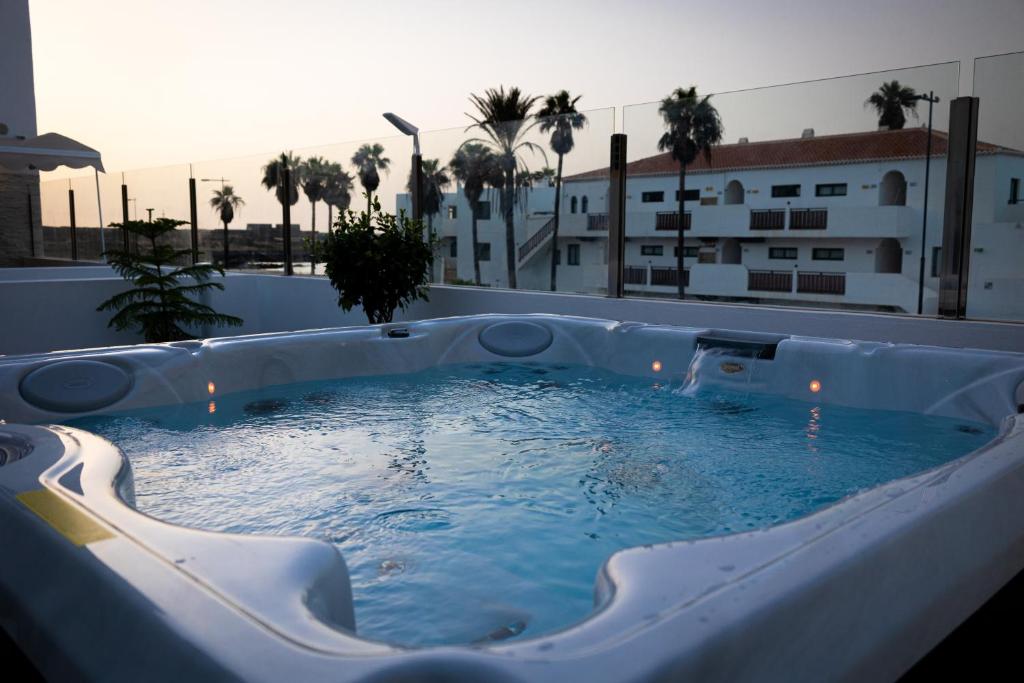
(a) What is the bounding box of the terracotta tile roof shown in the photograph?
[565,127,1021,182]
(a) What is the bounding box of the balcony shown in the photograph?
[650,266,688,287]
[750,209,786,230]
[797,271,847,295]
[588,214,609,231]
[655,212,691,231]
[789,208,828,230]
[624,266,647,285]
[748,270,793,292]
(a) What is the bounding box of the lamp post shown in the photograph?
[383,112,422,221]
[914,91,940,316]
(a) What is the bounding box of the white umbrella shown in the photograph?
[0,133,106,258]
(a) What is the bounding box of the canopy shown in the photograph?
[0,132,104,173]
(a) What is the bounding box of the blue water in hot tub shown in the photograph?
[68,362,995,647]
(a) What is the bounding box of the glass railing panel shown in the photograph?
[417,104,615,294]
[966,51,1024,322]
[620,62,959,316]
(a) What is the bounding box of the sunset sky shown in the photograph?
[29,0,1024,174]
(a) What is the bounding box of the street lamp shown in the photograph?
[383,112,422,221]
[914,91,940,316]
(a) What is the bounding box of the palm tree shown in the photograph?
[449,143,503,286]
[299,156,331,273]
[866,80,919,130]
[408,159,451,280]
[466,86,546,289]
[261,152,301,207]
[537,91,587,291]
[351,143,390,212]
[658,86,724,299]
[321,163,354,231]
[209,185,244,267]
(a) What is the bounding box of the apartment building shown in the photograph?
[413,127,1024,316]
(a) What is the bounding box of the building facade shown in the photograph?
[0,0,41,265]
[406,128,1024,317]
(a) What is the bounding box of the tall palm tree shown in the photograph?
[866,80,919,130]
[261,152,301,207]
[658,86,723,299]
[408,159,451,280]
[449,143,503,286]
[321,163,354,231]
[537,91,587,291]
[351,143,390,212]
[209,185,244,267]
[466,86,545,289]
[299,156,331,273]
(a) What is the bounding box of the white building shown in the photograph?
[410,128,1024,316]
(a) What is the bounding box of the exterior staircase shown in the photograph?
[517,216,556,268]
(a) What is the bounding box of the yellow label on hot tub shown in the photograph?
[16,488,113,546]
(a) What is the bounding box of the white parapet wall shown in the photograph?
[1,267,1023,356]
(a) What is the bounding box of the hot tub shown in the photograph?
[1,314,1023,682]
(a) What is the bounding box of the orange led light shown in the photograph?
[651,360,663,373]
[207,381,216,395]
[809,379,822,393]
[208,401,216,414]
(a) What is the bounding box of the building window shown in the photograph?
[449,238,457,258]
[931,246,942,277]
[581,196,589,214]
[567,244,581,266]
[554,249,561,265]
[640,245,664,256]
[447,205,458,219]
[570,196,578,214]
[769,247,798,259]
[815,183,847,197]
[772,184,801,198]
[641,191,664,203]
[674,189,700,202]
[674,246,699,258]
[812,247,844,261]
[1011,178,1021,204]
[474,201,491,220]
[476,242,491,261]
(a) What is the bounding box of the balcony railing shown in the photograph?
[798,271,846,295]
[624,266,647,285]
[517,217,555,262]
[789,208,828,230]
[655,211,692,231]
[587,214,609,231]
[748,269,794,292]
[650,266,689,287]
[750,209,786,230]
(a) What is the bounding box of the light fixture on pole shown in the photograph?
[383,112,423,221]
[913,91,940,316]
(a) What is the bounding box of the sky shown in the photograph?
[30,0,1024,173]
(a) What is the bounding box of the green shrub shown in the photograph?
[98,218,243,342]
[318,197,435,324]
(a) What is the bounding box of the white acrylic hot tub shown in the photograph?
[1,314,1023,682]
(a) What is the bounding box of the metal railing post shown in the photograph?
[68,187,78,260]
[411,153,423,222]
[120,181,130,251]
[937,97,980,319]
[188,176,199,265]
[282,166,293,276]
[607,133,627,297]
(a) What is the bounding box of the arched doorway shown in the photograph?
[581,196,589,214]
[721,238,741,264]
[570,196,578,214]
[874,238,903,273]
[724,180,744,205]
[879,171,907,206]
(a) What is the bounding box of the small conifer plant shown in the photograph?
[98,218,243,343]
